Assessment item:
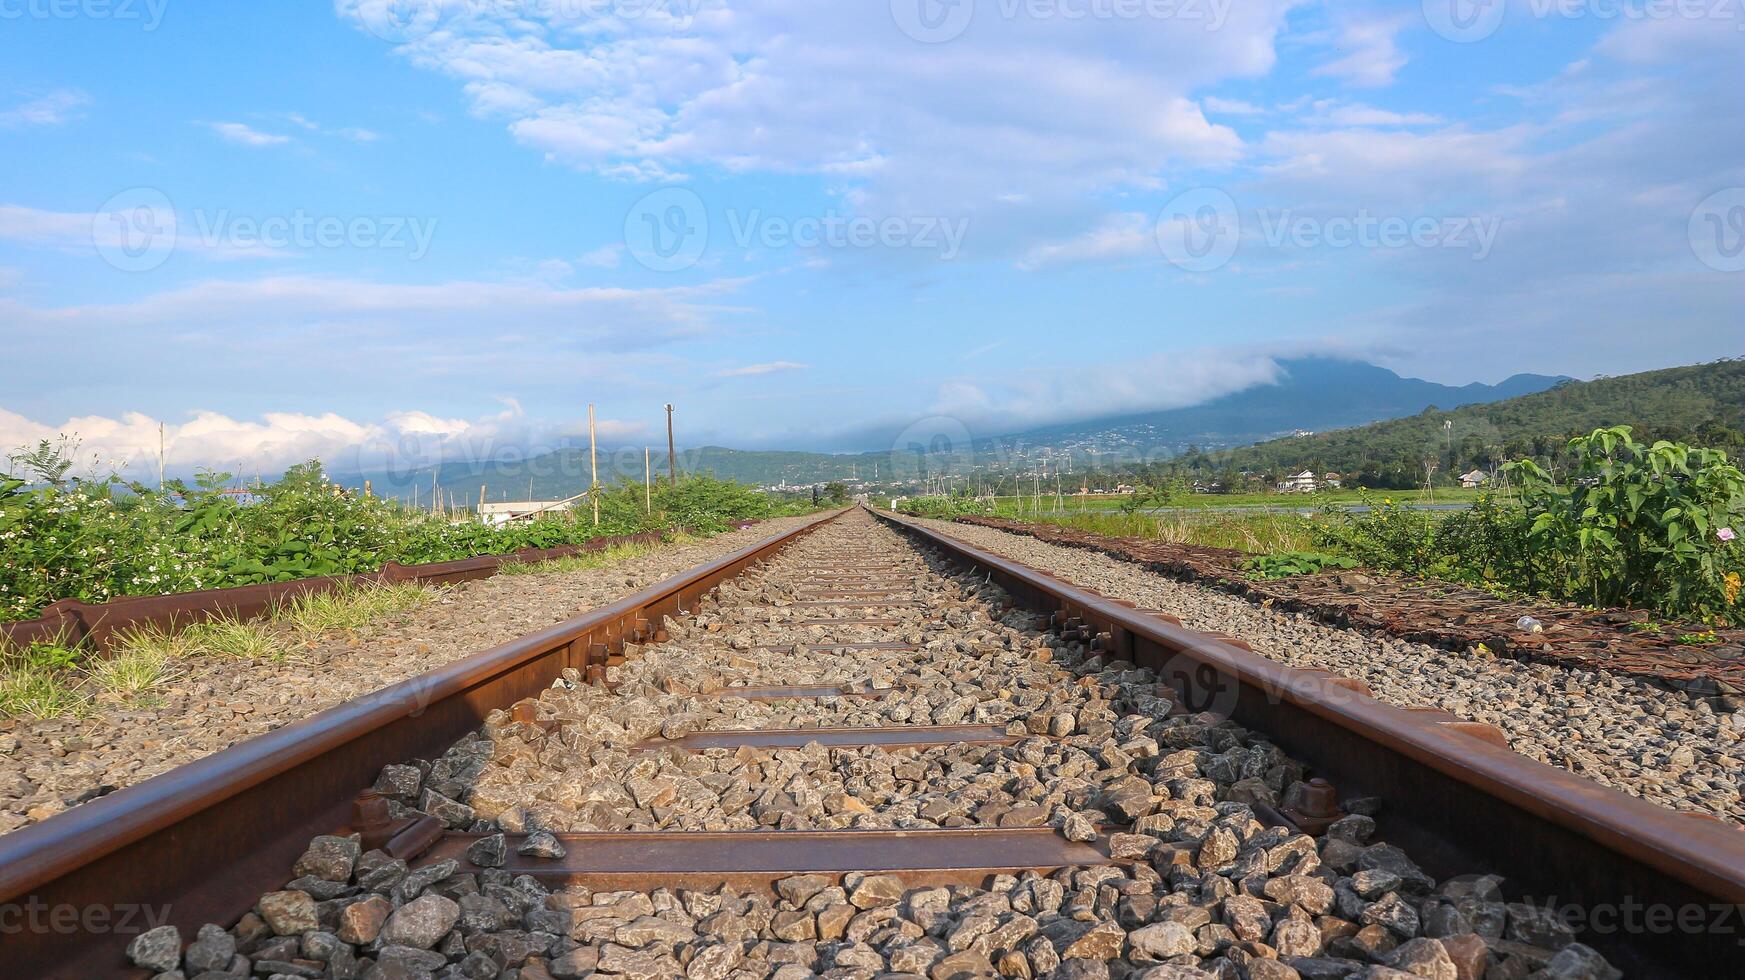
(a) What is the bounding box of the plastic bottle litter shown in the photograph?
[1516,616,1544,633]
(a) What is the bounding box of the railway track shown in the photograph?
[2,506,1742,978]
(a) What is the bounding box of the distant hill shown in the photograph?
[330,356,1643,498]
[1174,358,1745,488]
[1016,357,1569,454]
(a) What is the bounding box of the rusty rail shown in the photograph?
[5,503,1742,977]
[0,509,847,979]
[0,530,673,654]
[878,508,1745,978]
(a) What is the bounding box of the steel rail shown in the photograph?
[877,507,1745,978]
[0,508,848,979]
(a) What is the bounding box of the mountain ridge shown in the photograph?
[334,357,1571,494]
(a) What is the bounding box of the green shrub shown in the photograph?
[1311,497,1443,577]
[1243,552,1359,579]
[1310,428,1745,621]
[1508,426,1745,618]
[0,444,813,623]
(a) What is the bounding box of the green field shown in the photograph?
[989,487,1485,515]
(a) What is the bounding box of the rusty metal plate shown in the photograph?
[751,642,921,653]
[788,596,928,603]
[693,685,893,700]
[422,827,1113,890]
[782,617,905,626]
[635,724,1013,752]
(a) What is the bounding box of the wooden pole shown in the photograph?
[364,479,372,498]
[479,484,486,516]
[589,404,599,526]
[665,403,677,488]
[644,446,652,513]
[157,422,165,490]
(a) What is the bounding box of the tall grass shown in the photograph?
[499,541,661,576]
[87,646,179,698]
[1023,510,1320,554]
[0,635,90,719]
[2,582,439,720]
[277,582,432,634]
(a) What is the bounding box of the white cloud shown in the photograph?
[3,272,745,344]
[1016,213,1154,270]
[577,243,624,268]
[204,121,293,147]
[335,0,1297,219]
[0,202,283,261]
[714,361,808,378]
[1203,97,1265,116]
[924,351,1284,432]
[0,404,649,481]
[338,127,382,143]
[0,89,92,127]
[1312,14,1409,88]
[1307,101,1441,128]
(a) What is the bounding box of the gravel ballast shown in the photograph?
[147,511,1621,980]
[915,516,1745,824]
[0,515,825,836]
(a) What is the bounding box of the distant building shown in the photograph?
[1322,473,1343,489]
[1459,469,1490,489]
[1278,470,1318,493]
[477,499,579,525]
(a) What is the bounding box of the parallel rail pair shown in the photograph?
[0,506,1738,977]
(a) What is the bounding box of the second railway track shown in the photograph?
[2,507,1742,978]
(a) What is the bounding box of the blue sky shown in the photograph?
[0,0,1740,478]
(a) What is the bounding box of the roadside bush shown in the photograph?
[1311,497,1443,577]
[1311,428,1745,622]
[1508,426,1745,619]
[0,446,815,622]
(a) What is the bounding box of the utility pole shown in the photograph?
[665,404,677,488]
[588,403,599,526]
[157,422,166,490]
